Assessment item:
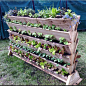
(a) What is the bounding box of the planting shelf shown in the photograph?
[8,48,82,85]
[7,14,82,85]
[7,15,80,31]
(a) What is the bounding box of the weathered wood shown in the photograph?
[10,52,82,85]
[66,70,82,85]
[8,30,71,54]
[9,37,71,63]
[7,22,72,42]
[12,53,67,83]
[7,15,80,31]
[10,44,77,74]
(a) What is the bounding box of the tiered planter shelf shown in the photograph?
[7,15,82,85]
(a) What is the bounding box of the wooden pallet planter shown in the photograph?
[9,49,82,85]
[7,15,82,85]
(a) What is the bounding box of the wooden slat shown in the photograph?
[9,37,71,63]
[7,22,72,42]
[8,30,71,54]
[7,15,80,31]
[12,53,67,83]
[10,44,74,74]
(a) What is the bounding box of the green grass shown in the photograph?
[0,31,86,85]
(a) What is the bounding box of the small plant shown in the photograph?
[43,44,48,50]
[18,29,21,34]
[23,22,26,25]
[37,33,43,37]
[55,27,61,30]
[31,40,37,46]
[40,61,47,69]
[34,23,38,27]
[52,25,55,30]
[49,48,56,55]
[9,26,13,31]
[29,13,33,17]
[63,29,67,32]
[44,34,55,41]
[35,42,41,48]
[26,22,30,26]
[29,55,33,61]
[21,30,27,35]
[61,68,68,76]
[13,26,17,32]
[59,37,68,45]
[32,32,37,37]
[27,30,31,36]
[48,26,52,30]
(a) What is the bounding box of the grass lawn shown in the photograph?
[0,31,86,85]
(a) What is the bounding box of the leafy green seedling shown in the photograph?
[52,25,55,30]
[32,32,37,37]
[23,22,26,25]
[37,33,43,37]
[26,22,30,26]
[35,42,41,48]
[55,27,61,30]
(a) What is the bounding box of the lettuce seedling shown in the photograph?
[55,27,61,30]
[37,33,43,37]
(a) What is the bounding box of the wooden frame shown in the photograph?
[7,15,82,85]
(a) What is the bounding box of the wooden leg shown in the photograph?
[8,50,13,56]
[66,70,82,85]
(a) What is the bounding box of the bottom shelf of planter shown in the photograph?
[8,50,82,85]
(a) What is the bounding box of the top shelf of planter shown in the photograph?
[7,15,80,31]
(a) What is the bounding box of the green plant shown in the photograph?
[35,42,41,48]
[49,48,56,55]
[63,29,67,32]
[31,40,36,46]
[29,55,33,61]
[9,26,13,31]
[43,44,48,50]
[55,27,61,30]
[48,26,52,30]
[26,22,30,26]
[37,33,43,37]
[42,53,46,58]
[13,26,17,32]
[21,30,27,35]
[29,13,33,17]
[32,32,37,37]
[52,25,55,30]
[61,68,68,76]
[59,37,68,45]
[23,22,26,25]
[34,23,38,27]
[47,63,53,69]
[40,61,47,69]
[27,30,31,36]
[18,29,21,34]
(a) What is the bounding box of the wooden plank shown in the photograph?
[8,30,71,54]
[66,70,82,85]
[7,15,80,31]
[9,37,71,63]
[10,44,74,74]
[12,53,67,83]
[7,22,71,42]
